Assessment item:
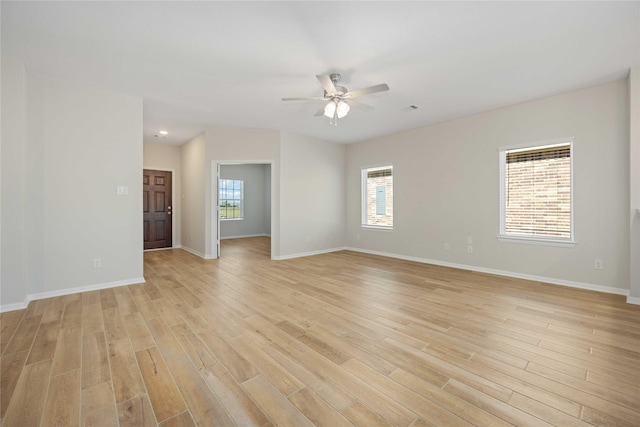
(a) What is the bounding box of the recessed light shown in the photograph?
[158,130,168,135]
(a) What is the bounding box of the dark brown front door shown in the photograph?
[143,169,172,250]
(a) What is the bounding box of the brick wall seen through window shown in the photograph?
[502,142,572,239]
[362,166,393,228]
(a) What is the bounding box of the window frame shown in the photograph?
[498,138,575,247]
[219,178,244,221]
[361,165,394,231]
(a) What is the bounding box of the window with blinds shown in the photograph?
[362,166,393,229]
[500,141,573,241]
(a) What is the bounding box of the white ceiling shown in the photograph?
[2,1,638,145]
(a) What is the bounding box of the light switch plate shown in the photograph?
[117,185,129,195]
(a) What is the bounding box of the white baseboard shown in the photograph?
[0,297,30,313]
[180,245,217,260]
[627,296,640,305]
[0,276,146,313]
[143,245,181,252]
[4,248,632,311]
[273,246,347,261]
[221,233,269,240]
[345,247,631,299]
[28,277,146,302]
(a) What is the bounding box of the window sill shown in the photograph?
[497,235,575,248]
[361,225,394,232]
[221,218,244,222]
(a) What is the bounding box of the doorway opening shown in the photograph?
[143,169,174,250]
[214,162,272,259]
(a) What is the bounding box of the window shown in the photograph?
[362,165,393,229]
[499,139,573,245]
[219,179,243,220]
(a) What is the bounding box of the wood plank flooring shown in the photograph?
[1,236,639,426]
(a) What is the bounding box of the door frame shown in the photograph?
[143,167,177,250]
[211,160,274,259]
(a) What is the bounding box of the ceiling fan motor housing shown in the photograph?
[328,73,347,96]
[326,86,348,97]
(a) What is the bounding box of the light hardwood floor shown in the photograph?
[1,237,639,426]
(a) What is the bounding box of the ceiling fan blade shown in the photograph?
[344,99,374,111]
[344,83,389,99]
[316,74,338,94]
[281,97,326,101]
[314,104,328,117]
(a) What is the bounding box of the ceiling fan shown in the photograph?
[282,73,389,125]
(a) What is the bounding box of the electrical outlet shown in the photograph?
[444,243,450,251]
[467,245,473,254]
[467,236,473,245]
[93,258,101,269]
[594,259,603,270]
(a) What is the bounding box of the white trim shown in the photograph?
[627,296,640,305]
[221,233,268,240]
[3,249,633,312]
[498,136,575,153]
[273,246,347,261]
[180,245,215,259]
[345,246,631,298]
[498,137,574,242]
[496,235,576,247]
[0,297,30,313]
[0,277,146,313]
[143,166,177,247]
[144,245,180,252]
[29,277,146,301]
[361,225,394,232]
[361,164,394,229]
[213,160,275,259]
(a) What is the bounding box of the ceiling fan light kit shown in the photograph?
[282,73,389,126]
[323,101,336,118]
[336,100,350,118]
[323,99,350,125]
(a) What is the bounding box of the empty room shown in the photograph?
[1,2,639,426]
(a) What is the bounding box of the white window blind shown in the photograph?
[503,143,572,239]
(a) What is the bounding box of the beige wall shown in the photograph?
[279,132,346,258]
[1,59,28,309]
[2,60,634,309]
[180,132,207,257]
[346,79,630,294]
[180,128,345,259]
[30,75,144,297]
[205,128,281,258]
[144,141,182,247]
[630,67,640,303]
[0,68,145,310]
